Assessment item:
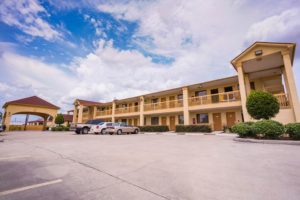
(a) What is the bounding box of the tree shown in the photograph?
[246,91,280,120]
[55,114,64,126]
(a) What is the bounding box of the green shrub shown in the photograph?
[246,91,280,120]
[231,122,255,138]
[51,126,69,131]
[175,125,212,133]
[138,126,169,132]
[55,114,65,126]
[285,123,300,140]
[252,120,284,139]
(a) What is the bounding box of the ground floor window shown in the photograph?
[178,115,184,124]
[196,113,209,123]
[151,117,159,125]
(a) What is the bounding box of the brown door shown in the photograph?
[161,98,166,109]
[169,96,175,108]
[133,118,138,126]
[128,119,132,125]
[213,113,222,131]
[161,117,167,125]
[169,116,176,131]
[226,112,236,128]
[211,89,219,103]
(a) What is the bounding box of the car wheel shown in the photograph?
[134,129,139,134]
[101,129,106,134]
[82,127,89,134]
[117,129,122,135]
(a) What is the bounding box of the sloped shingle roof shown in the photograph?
[3,96,60,109]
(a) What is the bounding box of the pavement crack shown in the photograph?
[18,141,170,200]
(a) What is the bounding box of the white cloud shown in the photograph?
[1,0,300,114]
[0,0,61,41]
[246,8,300,42]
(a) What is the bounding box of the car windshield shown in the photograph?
[98,122,105,125]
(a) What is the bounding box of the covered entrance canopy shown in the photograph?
[2,96,59,131]
[231,42,300,123]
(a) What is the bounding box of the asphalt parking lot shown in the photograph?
[0,131,300,200]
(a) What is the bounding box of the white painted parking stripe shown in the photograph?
[0,156,31,161]
[0,179,63,196]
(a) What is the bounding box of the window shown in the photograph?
[178,115,184,124]
[195,90,207,96]
[151,98,158,104]
[177,94,183,100]
[250,82,255,90]
[151,117,159,125]
[196,113,209,123]
[144,117,147,125]
[224,86,233,92]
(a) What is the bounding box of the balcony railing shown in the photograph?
[189,90,241,106]
[274,93,290,109]
[144,99,183,111]
[82,112,89,118]
[115,106,140,114]
[96,110,112,116]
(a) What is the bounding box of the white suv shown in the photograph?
[90,122,114,134]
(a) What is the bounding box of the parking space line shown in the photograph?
[0,156,31,161]
[0,179,63,196]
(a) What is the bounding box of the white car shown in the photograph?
[106,122,139,135]
[90,122,114,134]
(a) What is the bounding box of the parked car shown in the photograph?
[90,122,114,134]
[106,122,139,135]
[75,119,104,134]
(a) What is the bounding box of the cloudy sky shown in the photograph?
[1,0,300,118]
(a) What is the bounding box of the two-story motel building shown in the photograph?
[72,42,300,131]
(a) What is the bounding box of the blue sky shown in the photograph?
[0,0,300,122]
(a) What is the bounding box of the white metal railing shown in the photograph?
[115,106,140,114]
[96,110,112,116]
[188,90,241,106]
[274,93,290,109]
[144,99,183,111]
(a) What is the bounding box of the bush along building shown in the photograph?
[72,42,300,131]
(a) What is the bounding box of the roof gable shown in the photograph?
[231,42,296,70]
[3,96,60,109]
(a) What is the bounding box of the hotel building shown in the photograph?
[72,42,300,131]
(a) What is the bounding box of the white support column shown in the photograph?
[77,105,83,123]
[93,106,97,119]
[72,105,78,123]
[282,51,300,122]
[139,96,144,126]
[244,74,251,95]
[112,101,116,123]
[182,87,190,125]
[3,111,11,132]
[237,64,251,122]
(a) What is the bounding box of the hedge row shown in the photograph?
[138,126,169,132]
[51,126,70,131]
[231,121,300,140]
[175,125,212,133]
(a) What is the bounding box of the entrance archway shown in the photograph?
[2,96,59,131]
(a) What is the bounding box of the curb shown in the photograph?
[233,137,300,145]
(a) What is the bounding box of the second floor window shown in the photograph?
[195,90,207,96]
